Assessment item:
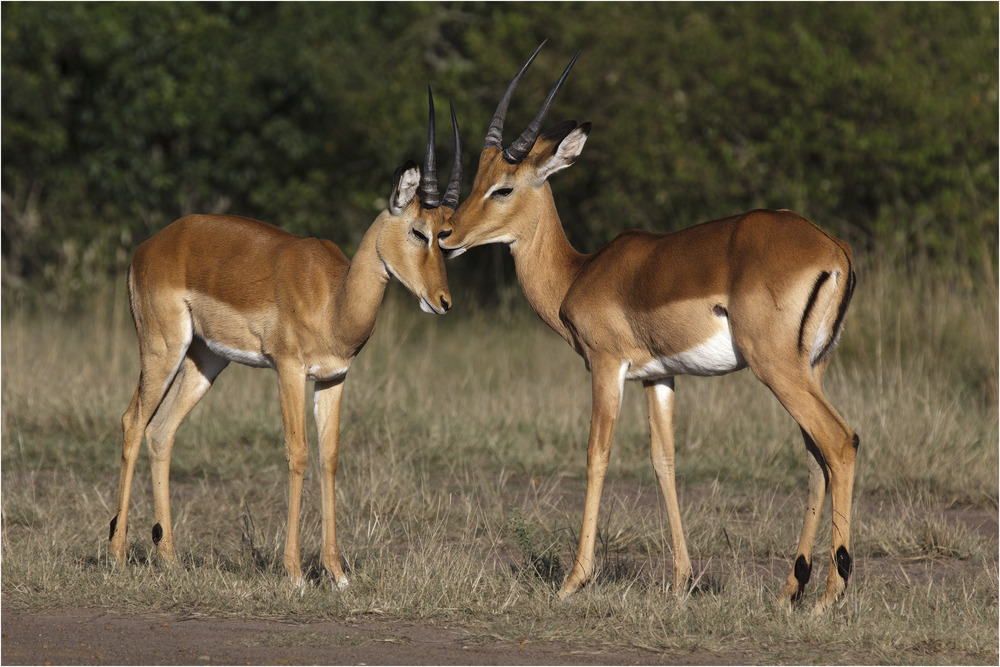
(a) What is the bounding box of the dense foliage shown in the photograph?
[3,2,997,295]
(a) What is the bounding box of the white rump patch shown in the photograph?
[809,270,840,366]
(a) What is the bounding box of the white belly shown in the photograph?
[201,336,274,369]
[625,326,746,380]
[198,335,349,382]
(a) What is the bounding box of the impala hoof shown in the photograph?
[556,576,585,600]
[812,588,846,615]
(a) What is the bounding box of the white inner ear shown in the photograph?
[535,128,589,183]
[391,167,420,214]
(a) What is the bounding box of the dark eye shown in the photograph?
[411,229,428,243]
[491,187,514,198]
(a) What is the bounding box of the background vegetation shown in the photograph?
[2,2,997,297]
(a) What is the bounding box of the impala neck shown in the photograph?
[335,216,391,354]
[509,185,587,342]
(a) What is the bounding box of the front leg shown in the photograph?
[314,378,349,590]
[558,358,625,599]
[277,364,309,584]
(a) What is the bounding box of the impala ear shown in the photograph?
[534,122,591,184]
[389,161,421,216]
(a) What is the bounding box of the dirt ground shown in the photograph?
[3,494,995,665]
[1,606,747,666]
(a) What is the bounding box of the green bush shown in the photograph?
[3,3,996,295]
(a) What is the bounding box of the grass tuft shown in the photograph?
[507,507,565,586]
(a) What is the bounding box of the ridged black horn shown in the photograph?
[420,86,441,208]
[443,101,462,210]
[503,50,580,164]
[484,40,547,150]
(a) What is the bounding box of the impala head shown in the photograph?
[377,88,461,315]
[440,42,590,258]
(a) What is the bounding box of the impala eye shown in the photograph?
[412,229,429,243]
[491,187,514,198]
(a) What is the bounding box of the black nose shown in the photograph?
[440,296,451,312]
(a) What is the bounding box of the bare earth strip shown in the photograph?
[1,607,744,666]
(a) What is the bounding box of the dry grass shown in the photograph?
[2,262,997,663]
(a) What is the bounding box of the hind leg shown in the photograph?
[757,365,857,613]
[109,296,192,563]
[644,377,693,594]
[779,360,835,608]
[779,427,827,608]
[145,339,228,565]
[110,325,191,563]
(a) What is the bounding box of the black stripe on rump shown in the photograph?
[797,271,831,353]
[813,268,856,366]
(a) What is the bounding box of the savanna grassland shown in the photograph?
[2,257,997,664]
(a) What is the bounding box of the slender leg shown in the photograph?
[644,377,693,593]
[557,358,624,599]
[314,378,349,589]
[780,362,835,607]
[110,318,191,564]
[760,371,857,614]
[276,363,309,583]
[779,427,827,607]
[145,340,228,565]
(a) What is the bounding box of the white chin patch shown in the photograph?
[419,297,447,315]
[443,246,467,259]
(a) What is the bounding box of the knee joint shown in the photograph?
[147,436,172,460]
[286,452,308,475]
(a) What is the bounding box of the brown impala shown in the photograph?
[110,90,461,590]
[440,43,858,613]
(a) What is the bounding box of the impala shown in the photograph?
[109,90,461,589]
[440,44,858,613]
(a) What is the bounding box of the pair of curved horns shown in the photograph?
[485,40,580,164]
[420,87,462,210]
